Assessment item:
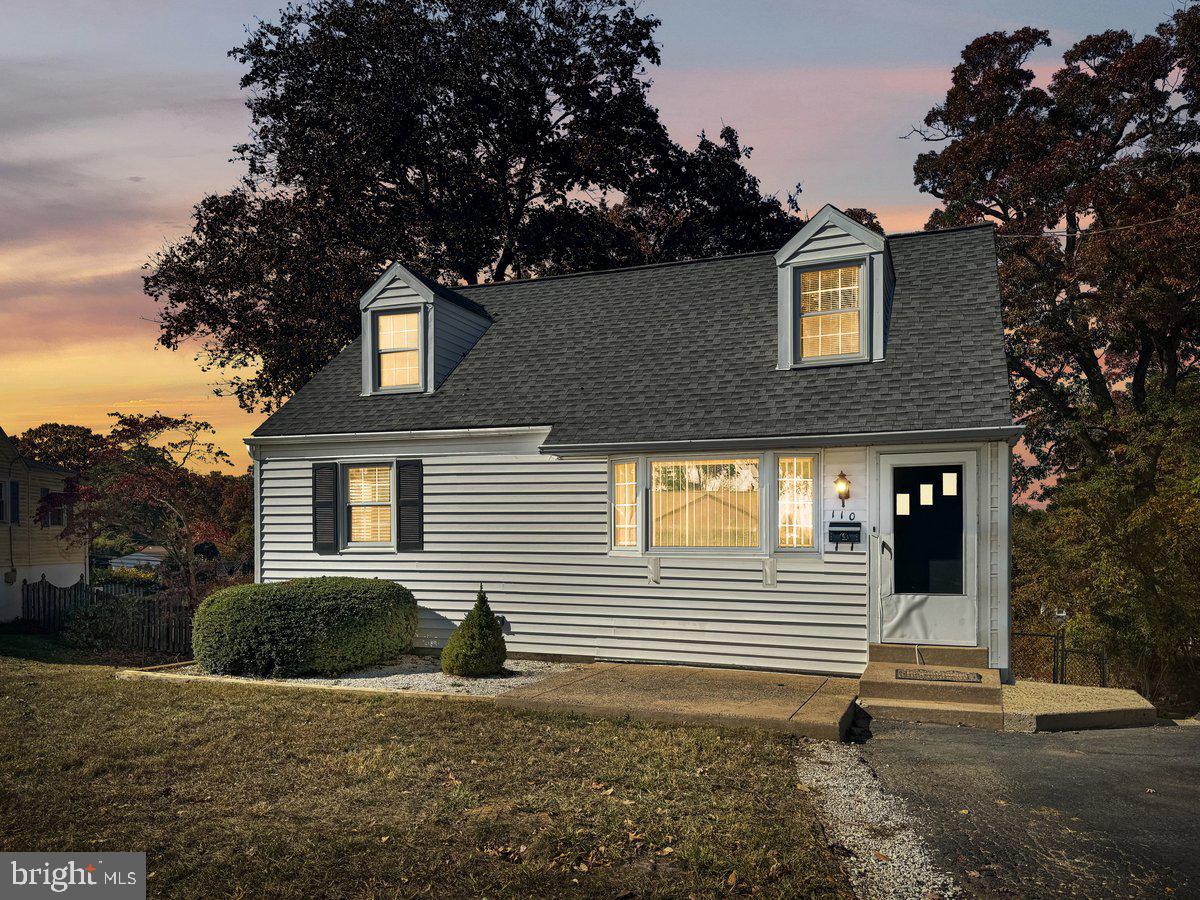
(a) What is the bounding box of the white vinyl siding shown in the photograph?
[257,435,872,675]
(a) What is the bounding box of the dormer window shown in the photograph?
[359,262,491,397]
[373,308,424,391]
[774,205,891,369]
[798,263,864,360]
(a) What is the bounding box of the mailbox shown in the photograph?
[827,520,862,548]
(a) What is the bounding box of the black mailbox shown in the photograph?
[827,520,862,547]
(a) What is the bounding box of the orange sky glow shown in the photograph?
[15,0,1147,470]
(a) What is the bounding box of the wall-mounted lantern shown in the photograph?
[833,471,851,507]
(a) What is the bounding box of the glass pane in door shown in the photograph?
[893,464,964,594]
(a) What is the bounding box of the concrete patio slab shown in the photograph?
[495,662,858,740]
[1003,680,1158,732]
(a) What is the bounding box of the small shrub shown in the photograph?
[441,586,506,677]
[192,577,418,677]
[62,596,138,650]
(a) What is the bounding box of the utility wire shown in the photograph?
[993,206,1200,239]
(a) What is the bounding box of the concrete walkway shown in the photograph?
[495,662,858,740]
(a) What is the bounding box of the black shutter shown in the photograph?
[396,459,424,551]
[312,463,339,554]
[9,481,19,525]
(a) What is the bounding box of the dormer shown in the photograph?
[775,204,893,370]
[359,262,491,396]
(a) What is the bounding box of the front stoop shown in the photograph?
[858,645,1004,730]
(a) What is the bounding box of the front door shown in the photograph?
[878,453,978,646]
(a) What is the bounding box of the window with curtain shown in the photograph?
[346,464,392,543]
[799,265,861,359]
[376,310,421,388]
[611,460,638,549]
[650,458,760,548]
[777,456,816,549]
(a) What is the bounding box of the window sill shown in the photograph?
[785,355,872,370]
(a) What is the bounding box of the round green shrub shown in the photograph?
[192,577,418,677]
[441,586,506,677]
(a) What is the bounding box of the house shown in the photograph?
[109,546,169,570]
[246,205,1019,677]
[0,426,87,620]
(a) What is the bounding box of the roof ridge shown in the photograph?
[885,221,995,240]
[456,249,775,291]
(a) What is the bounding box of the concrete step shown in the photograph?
[869,642,990,668]
[859,696,1005,731]
[859,662,1002,705]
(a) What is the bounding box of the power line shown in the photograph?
[993,207,1200,239]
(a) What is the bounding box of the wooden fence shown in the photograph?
[21,575,193,656]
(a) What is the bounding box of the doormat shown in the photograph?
[895,668,982,684]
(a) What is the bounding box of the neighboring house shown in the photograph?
[109,546,169,570]
[0,426,86,620]
[247,205,1019,676]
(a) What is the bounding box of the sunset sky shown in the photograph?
[0,0,1165,468]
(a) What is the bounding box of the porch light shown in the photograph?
[833,471,851,506]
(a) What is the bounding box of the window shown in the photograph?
[650,458,759,549]
[777,456,816,549]
[346,464,392,544]
[799,265,862,360]
[611,460,638,549]
[39,487,64,528]
[375,310,421,389]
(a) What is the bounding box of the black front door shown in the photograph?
[892,464,964,595]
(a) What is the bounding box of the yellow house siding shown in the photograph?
[0,434,85,571]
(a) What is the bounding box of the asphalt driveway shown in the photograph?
[859,720,1200,897]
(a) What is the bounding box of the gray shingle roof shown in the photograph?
[253,224,1012,446]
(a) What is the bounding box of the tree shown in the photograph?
[11,423,110,476]
[145,0,809,413]
[38,414,238,605]
[1010,386,1200,705]
[909,10,1200,492]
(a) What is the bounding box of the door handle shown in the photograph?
[880,540,893,559]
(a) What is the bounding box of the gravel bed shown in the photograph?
[797,740,958,899]
[178,657,579,697]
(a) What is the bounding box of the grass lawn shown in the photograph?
[0,635,849,898]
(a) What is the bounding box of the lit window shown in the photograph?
[376,311,420,388]
[799,265,861,359]
[611,460,638,549]
[777,456,815,548]
[346,465,392,543]
[651,458,759,548]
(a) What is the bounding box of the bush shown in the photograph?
[192,577,418,677]
[62,596,139,650]
[441,586,506,677]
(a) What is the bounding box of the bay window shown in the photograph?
[610,453,821,554]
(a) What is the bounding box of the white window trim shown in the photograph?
[790,257,871,367]
[341,460,396,550]
[370,306,427,394]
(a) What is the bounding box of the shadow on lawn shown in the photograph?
[0,630,184,669]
